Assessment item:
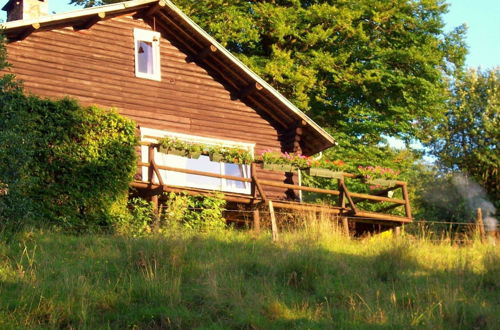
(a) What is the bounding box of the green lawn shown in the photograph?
[0,226,498,329]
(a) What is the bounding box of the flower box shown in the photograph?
[158,147,186,156]
[263,163,296,172]
[187,151,202,159]
[306,168,344,178]
[365,178,398,188]
[209,153,224,162]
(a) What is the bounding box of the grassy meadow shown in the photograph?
[0,223,498,329]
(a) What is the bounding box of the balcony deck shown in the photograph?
[132,144,412,233]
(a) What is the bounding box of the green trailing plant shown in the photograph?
[159,137,203,158]
[209,145,253,165]
[259,150,345,173]
[158,137,253,164]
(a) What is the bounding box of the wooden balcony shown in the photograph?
[131,144,412,231]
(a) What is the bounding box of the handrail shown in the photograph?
[138,161,252,183]
[139,144,412,220]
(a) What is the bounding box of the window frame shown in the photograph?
[134,28,161,81]
[140,127,255,195]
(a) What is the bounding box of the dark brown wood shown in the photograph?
[141,1,166,18]
[73,12,106,31]
[11,23,40,41]
[378,203,403,213]
[401,183,412,219]
[353,211,412,223]
[338,178,346,208]
[236,82,263,100]
[252,163,268,201]
[187,44,218,63]
[150,159,164,186]
[259,179,341,196]
[151,194,159,213]
[342,217,349,236]
[270,201,341,214]
[148,146,156,186]
[339,180,358,214]
[4,17,288,172]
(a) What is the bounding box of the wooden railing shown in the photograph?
[136,143,412,222]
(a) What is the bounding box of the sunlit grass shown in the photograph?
[0,226,498,329]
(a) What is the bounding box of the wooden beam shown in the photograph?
[259,179,341,196]
[476,208,485,242]
[142,1,166,18]
[252,163,267,201]
[73,12,106,31]
[353,211,412,222]
[342,217,349,236]
[138,162,252,183]
[11,23,40,41]
[235,82,263,100]
[253,208,261,233]
[132,181,254,204]
[401,183,412,219]
[186,44,218,63]
[339,180,358,214]
[338,178,346,208]
[269,201,341,214]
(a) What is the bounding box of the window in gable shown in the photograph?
[134,28,161,81]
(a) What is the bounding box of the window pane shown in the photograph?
[185,156,221,189]
[224,163,246,190]
[137,40,154,74]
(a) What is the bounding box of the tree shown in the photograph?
[72,0,466,146]
[429,68,499,202]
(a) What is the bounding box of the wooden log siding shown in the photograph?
[4,15,295,199]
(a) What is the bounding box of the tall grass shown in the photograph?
[0,223,498,329]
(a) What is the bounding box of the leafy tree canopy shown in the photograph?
[72,0,466,146]
[429,67,499,202]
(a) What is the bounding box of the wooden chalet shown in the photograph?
[1,0,412,233]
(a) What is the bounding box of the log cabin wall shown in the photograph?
[3,15,295,200]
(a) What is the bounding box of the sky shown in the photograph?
[1,0,498,69]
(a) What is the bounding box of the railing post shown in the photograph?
[342,217,349,236]
[268,200,279,242]
[147,145,159,214]
[148,145,155,185]
[338,177,346,208]
[253,207,261,234]
[251,163,267,201]
[401,183,412,219]
[476,208,485,242]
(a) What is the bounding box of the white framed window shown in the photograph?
[134,28,161,81]
[140,127,255,195]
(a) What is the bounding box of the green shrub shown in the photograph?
[0,82,137,232]
[112,197,155,237]
[162,192,226,232]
